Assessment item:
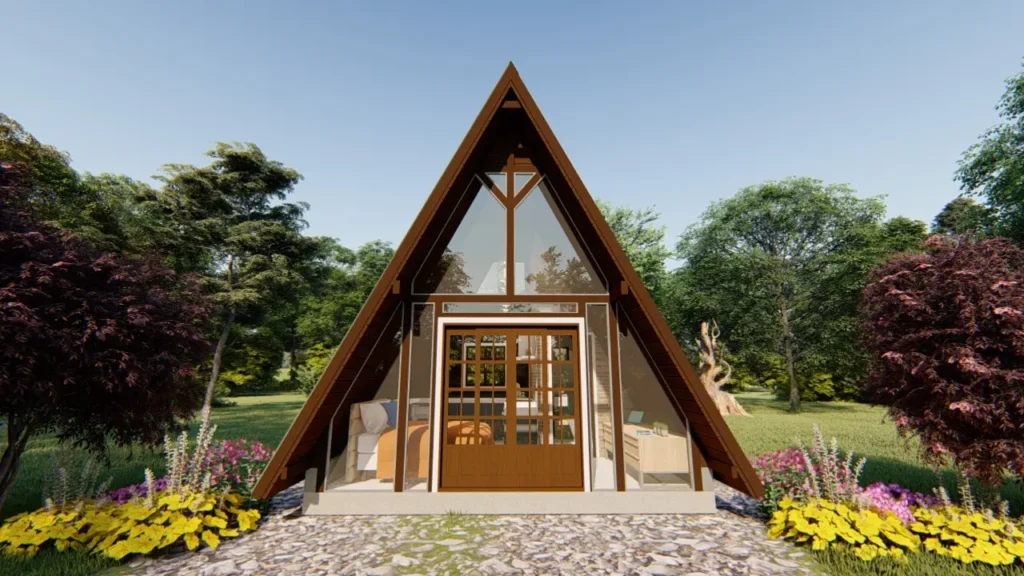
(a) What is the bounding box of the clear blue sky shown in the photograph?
[5,1,1024,256]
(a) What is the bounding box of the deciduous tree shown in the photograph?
[0,162,211,511]
[860,235,1024,485]
[672,177,915,410]
[153,143,322,413]
[957,59,1024,241]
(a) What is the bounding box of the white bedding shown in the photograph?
[355,432,379,471]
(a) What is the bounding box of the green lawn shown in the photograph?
[725,390,1024,514]
[0,394,305,522]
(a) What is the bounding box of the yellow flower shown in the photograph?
[1002,538,1024,557]
[969,542,1015,566]
[219,528,239,538]
[30,514,56,529]
[201,530,220,550]
[237,510,260,532]
[779,497,794,510]
[855,544,878,561]
[184,532,199,550]
[123,504,157,521]
[203,515,228,529]
[105,540,133,560]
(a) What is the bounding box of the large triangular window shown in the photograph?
[414,177,507,294]
[514,181,604,294]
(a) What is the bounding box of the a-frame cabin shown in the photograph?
[253,63,763,514]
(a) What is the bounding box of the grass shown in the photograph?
[0,548,119,576]
[0,393,305,522]
[812,547,1024,576]
[725,389,1024,515]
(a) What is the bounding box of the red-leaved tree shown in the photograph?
[0,162,212,510]
[860,234,1024,486]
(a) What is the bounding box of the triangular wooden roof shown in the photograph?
[253,62,763,500]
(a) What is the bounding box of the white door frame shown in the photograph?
[432,316,592,492]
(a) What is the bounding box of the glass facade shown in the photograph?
[514,181,604,295]
[586,304,616,490]
[617,305,692,490]
[403,303,434,491]
[414,177,507,294]
[324,306,403,491]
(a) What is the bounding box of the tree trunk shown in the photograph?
[779,295,800,412]
[696,320,750,417]
[202,309,236,417]
[0,415,32,514]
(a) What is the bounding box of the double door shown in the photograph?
[440,326,583,490]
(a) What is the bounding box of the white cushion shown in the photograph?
[356,451,377,471]
[356,433,380,453]
[360,401,389,435]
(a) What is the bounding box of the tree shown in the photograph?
[956,59,1024,241]
[674,177,893,412]
[794,215,928,400]
[0,114,80,225]
[597,199,671,301]
[153,143,322,413]
[860,235,1024,486]
[932,197,995,237]
[296,239,395,348]
[0,162,211,511]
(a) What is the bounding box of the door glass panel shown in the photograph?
[464,364,477,387]
[553,419,576,445]
[481,335,493,360]
[562,391,575,416]
[491,420,507,445]
[514,181,604,294]
[464,336,476,360]
[448,364,462,389]
[558,365,574,389]
[551,335,572,361]
[447,391,462,416]
[449,335,462,361]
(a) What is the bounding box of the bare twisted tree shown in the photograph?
[696,320,750,417]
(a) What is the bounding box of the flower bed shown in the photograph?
[0,491,260,560]
[753,424,1024,569]
[105,438,273,505]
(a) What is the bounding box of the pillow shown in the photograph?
[380,400,399,428]
[360,401,389,435]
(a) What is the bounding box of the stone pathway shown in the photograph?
[119,483,819,576]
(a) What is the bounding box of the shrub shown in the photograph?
[0,490,260,560]
[853,483,941,525]
[41,452,112,512]
[752,424,865,516]
[0,163,213,512]
[297,343,335,396]
[107,478,169,507]
[860,235,1024,486]
[107,438,273,504]
[203,439,274,496]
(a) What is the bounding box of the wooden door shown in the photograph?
[440,326,583,490]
